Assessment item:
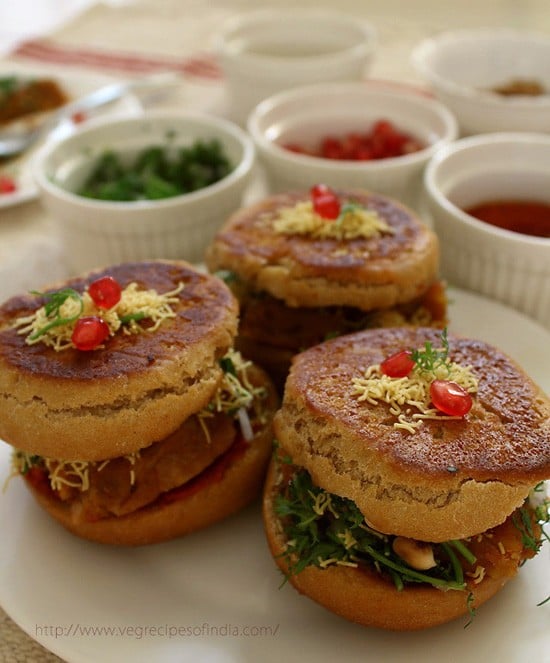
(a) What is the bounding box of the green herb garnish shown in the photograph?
[118,312,148,325]
[274,457,472,592]
[77,139,233,202]
[335,202,362,224]
[411,327,451,376]
[464,592,477,628]
[214,269,239,285]
[15,451,42,475]
[28,288,83,340]
[513,485,550,551]
[0,76,18,98]
[219,355,237,376]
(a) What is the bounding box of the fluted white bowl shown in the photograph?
[424,132,550,329]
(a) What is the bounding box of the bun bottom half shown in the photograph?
[25,421,274,546]
[262,458,536,631]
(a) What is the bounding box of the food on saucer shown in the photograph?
[263,326,550,630]
[0,75,67,125]
[0,260,278,545]
[206,186,447,387]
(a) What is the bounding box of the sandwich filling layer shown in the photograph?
[10,351,270,523]
[270,451,548,596]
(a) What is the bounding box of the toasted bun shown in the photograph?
[274,327,550,541]
[205,190,439,310]
[0,260,238,460]
[263,457,537,631]
[24,366,278,545]
[235,281,448,392]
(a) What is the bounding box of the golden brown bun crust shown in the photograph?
[0,260,238,460]
[24,365,279,545]
[274,327,550,541]
[205,190,439,310]
[235,280,448,392]
[263,457,536,631]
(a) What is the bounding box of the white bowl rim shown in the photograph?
[247,81,458,171]
[411,27,550,109]
[34,109,256,211]
[215,8,377,66]
[424,131,550,247]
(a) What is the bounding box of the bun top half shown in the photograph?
[206,190,439,310]
[0,260,238,460]
[274,326,550,541]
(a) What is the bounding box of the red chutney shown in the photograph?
[464,199,550,238]
[158,436,249,505]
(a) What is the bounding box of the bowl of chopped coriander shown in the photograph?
[33,111,255,271]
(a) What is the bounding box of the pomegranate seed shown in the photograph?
[88,276,122,309]
[310,184,332,199]
[313,194,340,219]
[310,185,340,219]
[0,175,17,194]
[72,316,110,351]
[284,118,423,161]
[380,350,415,378]
[430,380,473,417]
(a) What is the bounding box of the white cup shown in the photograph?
[424,132,550,329]
[215,9,376,126]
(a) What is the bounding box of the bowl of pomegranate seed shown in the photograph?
[424,132,550,329]
[33,110,255,272]
[247,81,458,210]
[412,28,550,135]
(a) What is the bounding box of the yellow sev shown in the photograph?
[352,362,478,433]
[272,201,395,240]
[13,281,184,351]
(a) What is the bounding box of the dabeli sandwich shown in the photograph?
[0,260,277,545]
[263,327,550,630]
[206,186,447,387]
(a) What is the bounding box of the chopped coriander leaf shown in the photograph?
[214,269,239,285]
[28,288,83,340]
[77,139,233,201]
[513,502,548,552]
[464,592,477,628]
[274,462,470,592]
[219,356,237,376]
[411,327,451,375]
[0,76,18,97]
[118,312,148,324]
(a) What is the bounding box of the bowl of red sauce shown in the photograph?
[247,81,458,210]
[424,132,550,329]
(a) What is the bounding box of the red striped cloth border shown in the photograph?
[12,39,223,80]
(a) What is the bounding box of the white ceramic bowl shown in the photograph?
[247,81,458,209]
[34,111,255,272]
[424,132,550,329]
[216,9,376,125]
[412,29,550,135]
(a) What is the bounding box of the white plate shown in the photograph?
[0,62,143,209]
[0,288,548,663]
